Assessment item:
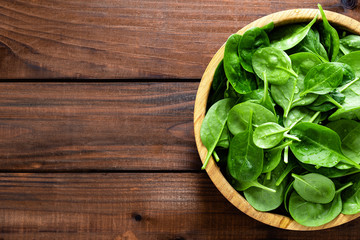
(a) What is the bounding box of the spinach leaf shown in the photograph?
[275,157,299,186]
[330,79,360,121]
[271,52,321,117]
[318,4,340,62]
[244,162,287,211]
[263,141,293,173]
[241,88,276,115]
[253,122,299,149]
[270,14,317,51]
[289,27,329,62]
[327,119,360,139]
[289,191,342,227]
[252,47,297,85]
[342,173,360,214]
[200,98,236,169]
[290,122,360,169]
[224,34,256,94]
[327,120,360,164]
[284,181,294,213]
[340,35,360,55]
[284,107,320,129]
[307,91,345,112]
[239,27,270,73]
[329,51,360,120]
[208,60,227,106]
[216,125,231,149]
[301,62,343,96]
[292,173,335,204]
[336,62,356,85]
[227,112,264,181]
[261,22,274,34]
[300,161,360,178]
[224,80,241,99]
[228,175,276,192]
[227,101,277,135]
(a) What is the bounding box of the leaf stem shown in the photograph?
[273,140,293,151]
[261,74,269,105]
[266,171,272,180]
[317,54,329,63]
[326,95,343,109]
[341,156,360,170]
[339,77,360,93]
[336,182,353,194]
[201,123,227,170]
[284,78,298,118]
[284,133,301,142]
[278,66,299,78]
[283,145,289,164]
[276,159,297,186]
[309,111,321,123]
[253,181,277,193]
[213,151,220,162]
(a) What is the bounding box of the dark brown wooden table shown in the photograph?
[1,1,360,239]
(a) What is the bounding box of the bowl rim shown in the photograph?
[194,8,360,230]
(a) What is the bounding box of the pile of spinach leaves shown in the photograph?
[201,4,360,227]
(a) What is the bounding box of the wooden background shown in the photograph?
[1,0,360,239]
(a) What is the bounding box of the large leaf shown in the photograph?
[270,15,317,51]
[224,34,256,94]
[252,47,296,85]
[239,27,270,73]
[271,52,320,117]
[318,4,340,62]
[200,98,235,169]
[244,162,287,211]
[329,51,360,120]
[290,122,360,169]
[301,63,343,96]
[227,101,277,135]
[227,113,263,181]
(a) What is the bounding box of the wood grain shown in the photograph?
[0,0,359,79]
[1,172,360,240]
[0,82,199,171]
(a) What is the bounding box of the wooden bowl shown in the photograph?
[194,8,360,230]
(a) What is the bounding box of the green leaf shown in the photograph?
[270,14,318,51]
[224,34,256,94]
[200,98,236,169]
[318,4,340,62]
[339,35,360,55]
[227,101,277,136]
[292,173,335,204]
[263,141,292,173]
[289,27,329,62]
[330,51,360,121]
[342,173,360,214]
[208,60,227,106]
[289,191,342,227]
[227,112,263,181]
[244,162,287,211]
[271,52,321,117]
[290,122,360,169]
[252,47,297,85]
[301,63,343,96]
[239,27,270,73]
[253,122,298,149]
[327,120,360,164]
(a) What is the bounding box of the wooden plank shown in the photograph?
[0,82,200,171]
[0,0,358,79]
[1,172,360,240]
